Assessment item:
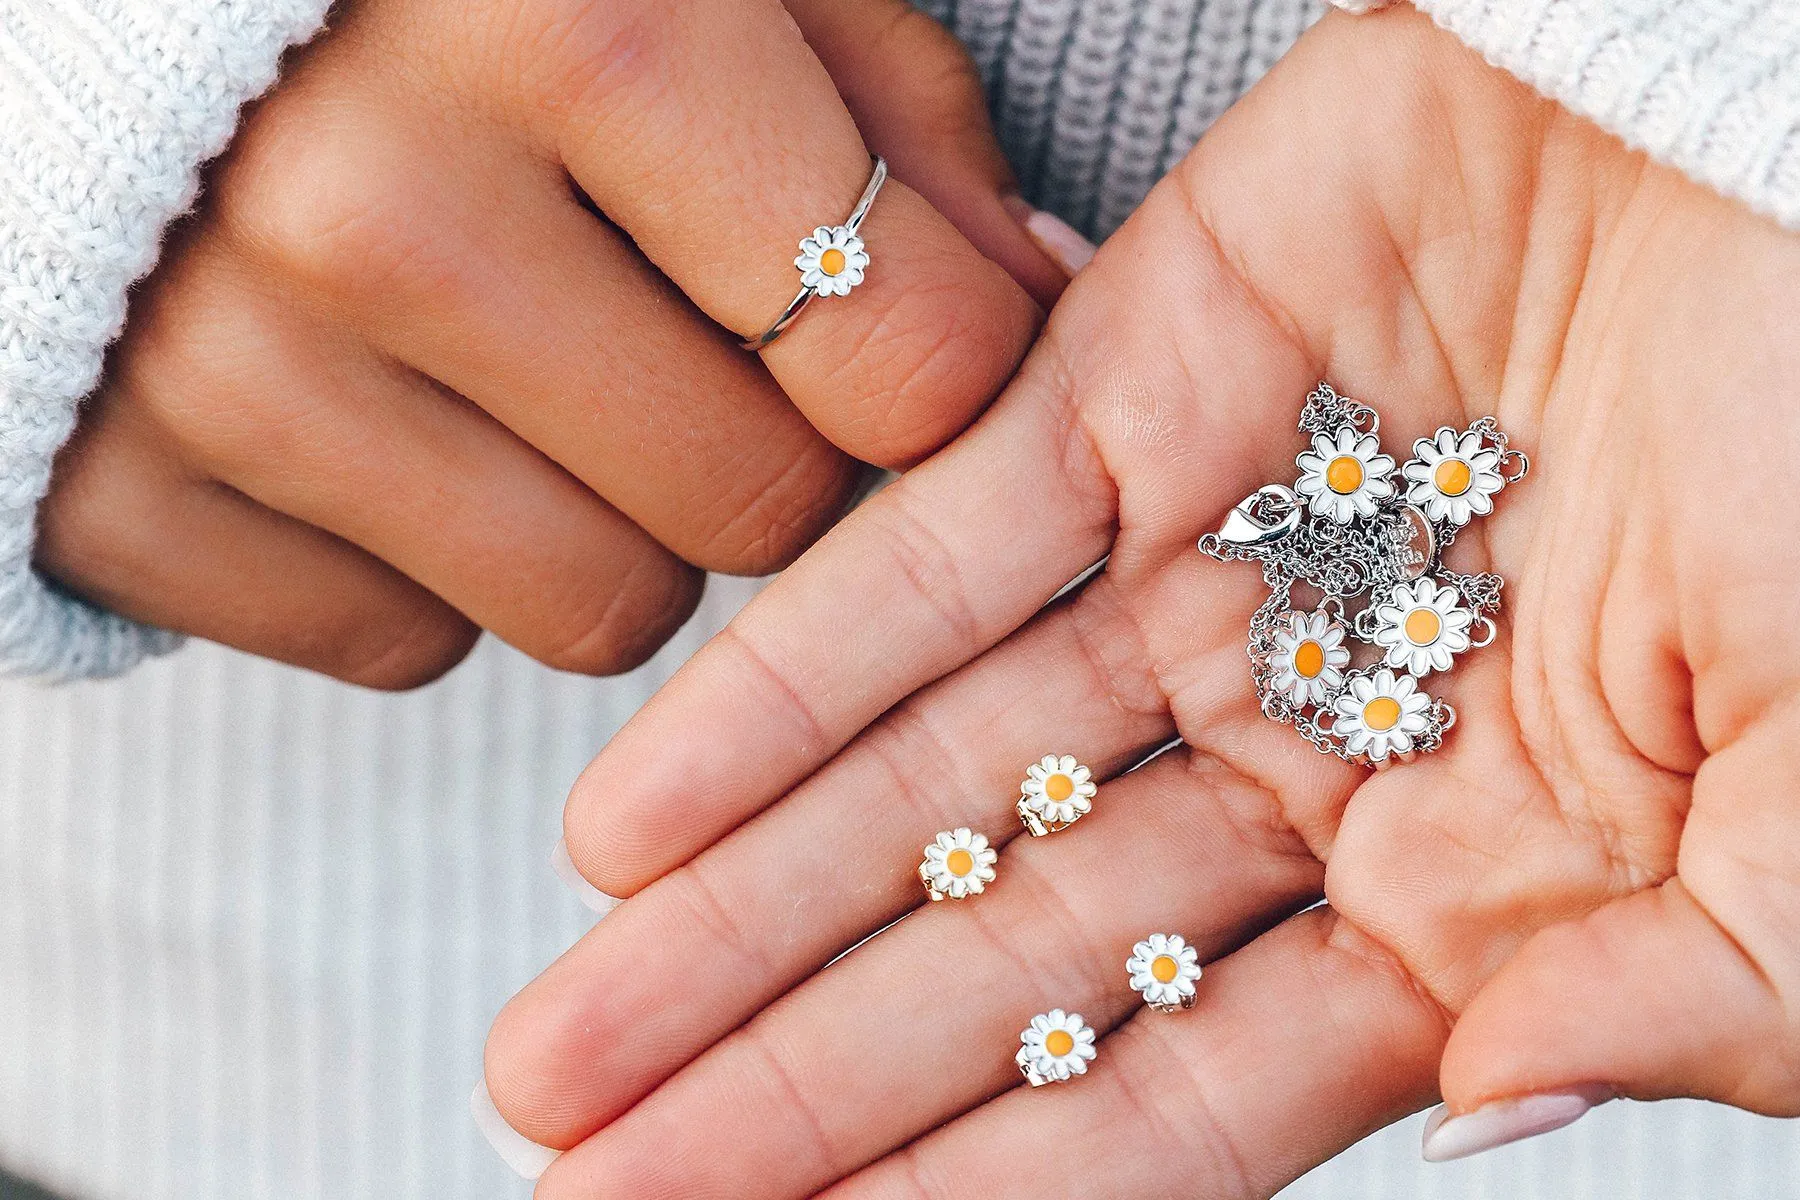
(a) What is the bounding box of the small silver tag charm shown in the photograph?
[1199,383,1528,767]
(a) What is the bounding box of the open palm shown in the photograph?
[486,9,1800,1197]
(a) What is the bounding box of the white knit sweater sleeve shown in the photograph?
[0,0,332,680]
[1363,0,1800,231]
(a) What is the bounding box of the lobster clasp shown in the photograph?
[1215,484,1301,547]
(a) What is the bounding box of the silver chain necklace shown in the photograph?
[1199,383,1529,768]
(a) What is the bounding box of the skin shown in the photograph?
[485,8,1800,1198]
[35,0,1063,688]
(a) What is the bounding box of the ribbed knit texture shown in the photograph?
[917,0,1319,236]
[1416,0,1800,231]
[0,0,333,680]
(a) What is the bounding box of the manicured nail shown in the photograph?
[1013,202,1097,277]
[553,837,620,916]
[1421,1085,1612,1162]
[470,1080,561,1180]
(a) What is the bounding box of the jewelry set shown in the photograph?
[904,384,1529,1089]
[767,169,1531,1087]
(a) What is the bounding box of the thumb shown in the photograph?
[1427,711,1800,1162]
[784,0,1084,306]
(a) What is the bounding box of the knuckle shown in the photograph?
[338,599,479,690]
[873,9,991,140]
[532,552,703,676]
[34,409,145,590]
[513,0,672,121]
[859,485,983,657]
[214,101,435,304]
[119,285,326,470]
[815,254,1035,467]
[690,440,859,575]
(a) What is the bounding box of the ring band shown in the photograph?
[742,155,888,351]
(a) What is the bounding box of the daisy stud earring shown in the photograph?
[1016,754,1097,836]
[1126,933,1203,1012]
[1016,1009,1097,1086]
[918,828,998,901]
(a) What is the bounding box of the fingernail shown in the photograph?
[1421,1085,1612,1162]
[552,837,620,916]
[470,1080,561,1180]
[1008,199,1097,277]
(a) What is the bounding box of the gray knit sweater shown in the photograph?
[2,0,1799,682]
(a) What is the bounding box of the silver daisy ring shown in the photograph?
[742,155,887,351]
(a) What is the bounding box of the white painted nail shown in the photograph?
[1421,1085,1612,1162]
[552,837,620,916]
[1023,208,1098,277]
[470,1079,561,1180]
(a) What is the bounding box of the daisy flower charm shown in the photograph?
[1017,754,1097,836]
[1370,578,1476,677]
[1016,1009,1097,1086]
[1295,425,1395,524]
[1404,426,1508,527]
[1330,668,1436,763]
[795,225,869,298]
[1199,384,1527,767]
[919,827,998,901]
[1127,933,1203,1012]
[1268,609,1352,707]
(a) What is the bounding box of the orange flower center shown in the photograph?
[1434,458,1473,496]
[945,848,975,877]
[1292,639,1326,679]
[1045,773,1075,802]
[1044,1030,1075,1057]
[1363,696,1402,732]
[1151,955,1180,984]
[1325,455,1365,494]
[1404,608,1442,646]
[818,248,847,276]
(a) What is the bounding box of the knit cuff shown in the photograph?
[0,0,333,680]
[1411,0,1800,232]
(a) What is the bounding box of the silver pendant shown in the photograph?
[1199,384,1528,767]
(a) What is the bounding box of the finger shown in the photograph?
[124,271,702,676]
[563,345,1116,892]
[1433,701,1800,1159]
[37,395,477,690]
[562,179,1324,892]
[784,0,1071,307]
[496,515,1360,1150]
[489,573,1179,1146]
[826,907,1446,1200]
[217,108,859,575]
[531,750,1328,1199]
[529,0,1042,467]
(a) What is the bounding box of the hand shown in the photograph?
[486,8,1800,1196]
[36,0,1060,687]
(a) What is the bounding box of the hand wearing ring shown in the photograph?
[743,156,888,350]
[43,0,1066,688]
